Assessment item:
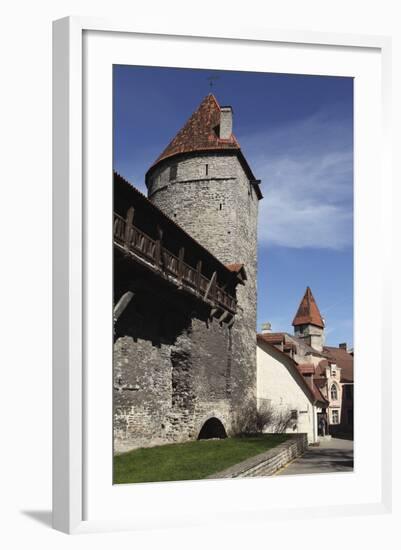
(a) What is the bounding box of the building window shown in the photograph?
[291,410,298,420]
[331,409,339,424]
[205,164,209,176]
[169,164,177,181]
[330,384,338,400]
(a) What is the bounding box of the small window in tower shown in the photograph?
[169,164,177,181]
[219,203,222,211]
[205,164,209,176]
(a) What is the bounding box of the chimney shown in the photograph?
[220,106,233,139]
[339,342,347,350]
[261,322,272,334]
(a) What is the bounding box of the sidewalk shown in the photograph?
[275,437,354,476]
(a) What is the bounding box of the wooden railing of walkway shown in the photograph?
[113,212,237,316]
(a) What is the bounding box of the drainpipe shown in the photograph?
[312,403,317,443]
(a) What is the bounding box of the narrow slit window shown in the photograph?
[205,164,209,176]
[169,164,177,181]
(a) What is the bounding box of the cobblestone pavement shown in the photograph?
[275,437,354,476]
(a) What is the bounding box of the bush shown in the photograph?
[233,401,294,436]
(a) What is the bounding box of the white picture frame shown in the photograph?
[52,16,392,534]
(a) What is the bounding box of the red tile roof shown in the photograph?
[225,263,244,273]
[292,287,324,329]
[225,263,247,284]
[311,383,329,405]
[152,94,240,166]
[314,359,329,377]
[314,378,327,389]
[145,94,263,200]
[259,332,285,342]
[257,333,285,346]
[294,365,328,405]
[297,363,316,375]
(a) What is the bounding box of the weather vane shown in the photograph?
[207,74,220,90]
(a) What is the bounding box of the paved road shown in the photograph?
[276,437,354,476]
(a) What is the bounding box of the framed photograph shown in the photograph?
[53,17,392,534]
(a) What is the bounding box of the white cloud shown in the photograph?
[240,113,353,250]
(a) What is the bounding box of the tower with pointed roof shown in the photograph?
[145,94,262,262]
[292,287,325,352]
[145,94,262,409]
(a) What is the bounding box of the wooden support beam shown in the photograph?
[124,207,135,250]
[155,240,161,268]
[218,310,229,323]
[227,315,235,328]
[196,260,202,292]
[210,307,218,318]
[204,271,216,301]
[113,291,134,322]
[178,247,185,282]
[155,225,163,268]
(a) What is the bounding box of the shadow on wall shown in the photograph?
[198,417,227,440]
[114,290,193,347]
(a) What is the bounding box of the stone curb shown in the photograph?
[207,433,308,479]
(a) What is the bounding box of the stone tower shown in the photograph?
[292,287,325,352]
[145,94,262,410]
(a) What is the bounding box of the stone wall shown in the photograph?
[114,291,236,453]
[148,151,259,411]
[208,434,308,478]
[114,150,259,453]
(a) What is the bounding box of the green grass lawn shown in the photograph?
[114,434,289,484]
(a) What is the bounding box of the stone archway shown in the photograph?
[197,417,227,440]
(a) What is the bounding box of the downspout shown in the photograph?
[312,401,317,443]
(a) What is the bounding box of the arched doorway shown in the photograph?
[197,417,227,440]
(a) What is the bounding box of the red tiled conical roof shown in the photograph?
[292,287,324,329]
[145,94,263,200]
[151,94,240,167]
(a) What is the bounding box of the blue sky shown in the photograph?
[114,65,354,348]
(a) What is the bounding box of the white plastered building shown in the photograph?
[256,335,328,444]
